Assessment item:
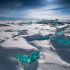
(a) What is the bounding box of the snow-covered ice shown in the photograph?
[0,22,70,70]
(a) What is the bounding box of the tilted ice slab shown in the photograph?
[29,40,70,66]
[1,36,37,51]
[0,31,18,39]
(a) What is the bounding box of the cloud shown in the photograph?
[0,0,47,18]
[0,0,46,9]
[27,9,70,20]
[57,0,70,6]
[0,0,70,19]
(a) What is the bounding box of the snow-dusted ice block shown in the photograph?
[1,36,38,51]
[0,31,18,39]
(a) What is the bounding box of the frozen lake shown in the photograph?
[0,22,70,70]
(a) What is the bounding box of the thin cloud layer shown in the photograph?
[0,0,70,19]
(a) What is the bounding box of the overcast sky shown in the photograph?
[0,0,70,20]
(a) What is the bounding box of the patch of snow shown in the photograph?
[1,36,37,51]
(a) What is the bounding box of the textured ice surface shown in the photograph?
[0,23,70,70]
